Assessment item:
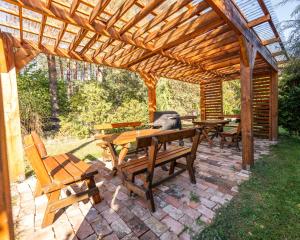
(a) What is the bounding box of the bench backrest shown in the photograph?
[141,128,201,184]
[23,133,51,188]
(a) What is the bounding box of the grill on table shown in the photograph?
[153,111,182,130]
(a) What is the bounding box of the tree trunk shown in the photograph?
[83,62,87,81]
[59,57,64,81]
[66,60,72,99]
[47,55,59,128]
[73,61,78,81]
[96,66,103,82]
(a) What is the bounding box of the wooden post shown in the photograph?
[200,83,206,120]
[239,36,256,169]
[0,32,15,240]
[0,32,25,181]
[139,72,158,122]
[270,70,278,141]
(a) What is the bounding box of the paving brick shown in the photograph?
[101,208,120,224]
[161,216,184,235]
[90,216,112,238]
[144,216,168,237]
[163,205,184,220]
[110,218,131,239]
[75,220,94,240]
[31,226,55,240]
[139,230,159,240]
[131,204,151,221]
[85,207,101,223]
[127,216,149,237]
[102,233,119,240]
[160,231,180,240]
[200,198,216,209]
[116,206,134,222]
[197,205,215,219]
[121,233,139,240]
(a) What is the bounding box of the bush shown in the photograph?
[17,67,68,134]
[59,81,112,137]
[278,59,300,135]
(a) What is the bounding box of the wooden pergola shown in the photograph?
[0,0,287,238]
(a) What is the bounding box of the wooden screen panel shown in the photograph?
[201,80,223,120]
[253,75,271,139]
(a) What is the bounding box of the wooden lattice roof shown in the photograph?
[0,0,287,83]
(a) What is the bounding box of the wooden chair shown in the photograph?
[220,122,241,151]
[120,128,201,212]
[94,121,143,159]
[23,132,101,228]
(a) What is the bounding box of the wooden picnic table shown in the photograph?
[192,119,230,147]
[98,128,166,174]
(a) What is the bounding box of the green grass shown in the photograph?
[195,135,300,240]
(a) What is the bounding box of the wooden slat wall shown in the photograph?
[201,80,223,120]
[253,74,271,139]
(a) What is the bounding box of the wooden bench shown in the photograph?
[23,132,101,228]
[220,122,241,150]
[120,128,201,212]
[94,121,143,159]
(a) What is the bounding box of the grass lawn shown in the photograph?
[195,135,300,240]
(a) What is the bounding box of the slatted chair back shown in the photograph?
[23,134,52,188]
[136,128,201,178]
[31,131,48,158]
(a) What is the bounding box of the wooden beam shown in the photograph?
[205,0,277,71]
[139,72,158,122]
[119,0,165,35]
[14,47,40,71]
[0,32,25,181]
[132,0,191,39]
[125,10,222,67]
[270,70,278,141]
[239,36,256,169]
[247,14,270,28]
[0,34,14,240]
[262,37,280,46]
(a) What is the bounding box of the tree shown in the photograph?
[47,55,59,126]
[278,59,300,135]
[279,0,300,57]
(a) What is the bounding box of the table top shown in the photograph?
[101,128,165,145]
[193,119,230,125]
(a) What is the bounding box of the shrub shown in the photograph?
[278,59,300,135]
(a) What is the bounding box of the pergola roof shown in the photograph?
[0,0,287,83]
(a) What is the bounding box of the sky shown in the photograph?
[271,0,299,38]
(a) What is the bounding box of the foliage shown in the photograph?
[17,65,68,135]
[223,80,241,115]
[278,59,300,135]
[157,78,200,115]
[59,69,149,137]
[194,135,300,240]
[59,81,112,137]
[279,0,300,57]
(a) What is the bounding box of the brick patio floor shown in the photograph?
[12,138,276,240]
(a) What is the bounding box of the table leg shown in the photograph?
[107,143,119,176]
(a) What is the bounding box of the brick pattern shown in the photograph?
[12,138,276,240]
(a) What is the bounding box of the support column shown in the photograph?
[0,32,15,239]
[239,36,256,169]
[140,72,158,123]
[270,71,278,141]
[200,83,206,120]
[0,32,25,181]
